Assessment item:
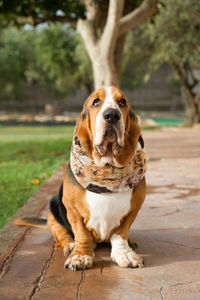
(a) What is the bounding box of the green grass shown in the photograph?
[0,126,74,229]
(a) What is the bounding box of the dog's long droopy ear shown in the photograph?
[138,135,144,149]
[114,109,140,166]
[75,103,93,158]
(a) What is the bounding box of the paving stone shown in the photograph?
[143,128,200,159]
[33,250,82,300]
[160,281,200,300]
[0,227,53,300]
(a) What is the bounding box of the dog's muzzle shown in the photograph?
[94,107,123,149]
[105,126,117,143]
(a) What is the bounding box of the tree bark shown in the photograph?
[194,93,200,123]
[92,52,120,88]
[119,0,157,36]
[183,87,200,124]
[78,21,127,88]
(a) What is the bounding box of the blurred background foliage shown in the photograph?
[0,0,199,123]
[123,0,200,86]
[0,24,93,101]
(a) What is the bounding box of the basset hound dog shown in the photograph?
[14,86,147,271]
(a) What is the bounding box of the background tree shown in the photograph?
[34,24,93,96]
[122,0,200,124]
[0,0,157,89]
[0,28,33,100]
[121,27,153,90]
[0,25,93,101]
[73,35,93,94]
[34,24,79,96]
[148,0,200,124]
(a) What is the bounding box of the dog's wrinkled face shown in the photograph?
[76,86,140,167]
[90,87,128,146]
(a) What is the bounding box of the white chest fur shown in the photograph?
[86,190,132,242]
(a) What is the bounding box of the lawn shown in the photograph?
[0,126,74,229]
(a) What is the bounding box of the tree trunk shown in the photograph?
[91,35,127,89]
[77,21,127,89]
[92,51,120,88]
[195,93,200,122]
[183,87,200,124]
[77,0,125,89]
[172,63,200,125]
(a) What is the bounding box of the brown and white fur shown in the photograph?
[15,86,146,271]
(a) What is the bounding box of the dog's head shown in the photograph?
[76,86,142,167]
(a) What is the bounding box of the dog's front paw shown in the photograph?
[111,249,144,268]
[63,242,75,257]
[64,254,94,271]
[54,239,75,257]
[110,234,144,269]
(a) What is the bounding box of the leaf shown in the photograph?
[32,178,40,185]
[54,150,63,156]
[16,149,27,154]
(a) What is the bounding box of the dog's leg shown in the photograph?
[48,211,75,257]
[110,177,146,268]
[63,206,94,271]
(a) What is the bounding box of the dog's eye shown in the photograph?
[119,98,126,108]
[92,98,101,107]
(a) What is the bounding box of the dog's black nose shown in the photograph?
[103,108,121,124]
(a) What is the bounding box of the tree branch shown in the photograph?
[80,0,99,21]
[118,0,157,36]
[100,0,124,57]
[77,0,103,61]
[77,18,97,60]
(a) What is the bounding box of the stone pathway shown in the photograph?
[0,128,200,300]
